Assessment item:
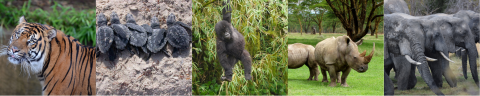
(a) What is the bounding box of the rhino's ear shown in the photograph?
[345,38,350,45]
[356,39,363,45]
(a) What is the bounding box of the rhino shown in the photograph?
[288,43,319,81]
[314,35,375,87]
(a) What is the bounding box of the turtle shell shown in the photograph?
[166,25,190,49]
[96,13,114,53]
[129,30,148,47]
[96,26,114,53]
[147,29,167,53]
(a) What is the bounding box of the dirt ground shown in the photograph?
[95,0,192,95]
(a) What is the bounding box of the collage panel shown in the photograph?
[192,0,288,95]
[95,0,192,95]
[287,0,384,95]
[384,0,480,95]
[0,0,96,95]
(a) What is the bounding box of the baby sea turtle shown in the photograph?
[140,24,153,54]
[166,13,191,51]
[96,13,114,53]
[125,13,147,47]
[147,16,168,53]
[110,12,130,50]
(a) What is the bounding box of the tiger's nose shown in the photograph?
[11,46,18,52]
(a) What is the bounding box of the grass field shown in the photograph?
[287,33,384,95]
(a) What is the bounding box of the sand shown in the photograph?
[95,0,192,95]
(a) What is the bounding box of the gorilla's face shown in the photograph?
[224,30,231,41]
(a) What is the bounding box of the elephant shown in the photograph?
[427,16,479,87]
[384,13,449,95]
[314,35,375,87]
[421,11,480,87]
[385,72,394,95]
[288,43,319,81]
[384,0,409,14]
[452,10,480,82]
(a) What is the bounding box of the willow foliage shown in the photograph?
[192,0,288,95]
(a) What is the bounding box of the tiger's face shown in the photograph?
[7,16,56,73]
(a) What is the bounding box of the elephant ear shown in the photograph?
[399,38,412,56]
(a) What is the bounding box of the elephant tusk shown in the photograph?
[440,52,455,63]
[426,57,437,61]
[405,55,422,65]
[456,48,462,51]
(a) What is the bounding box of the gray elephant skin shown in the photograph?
[288,43,319,81]
[314,35,375,87]
[384,0,409,14]
[384,13,449,95]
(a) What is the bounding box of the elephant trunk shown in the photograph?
[465,43,479,86]
[363,43,375,64]
[410,38,444,95]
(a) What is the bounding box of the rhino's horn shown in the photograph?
[364,43,375,64]
[360,50,367,57]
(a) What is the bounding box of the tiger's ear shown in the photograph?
[19,16,27,24]
[47,29,57,40]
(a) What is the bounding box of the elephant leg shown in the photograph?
[427,52,448,87]
[326,65,337,87]
[385,57,394,76]
[240,50,252,80]
[321,68,328,82]
[407,65,417,89]
[385,72,394,95]
[428,60,444,87]
[392,55,412,90]
[340,68,351,87]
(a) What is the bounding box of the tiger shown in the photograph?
[6,16,96,95]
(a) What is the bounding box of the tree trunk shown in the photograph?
[332,22,336,33]
[298,18,303,35]
[325,0,384,41]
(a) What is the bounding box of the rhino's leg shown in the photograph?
[305,63,314,80]
[307,62,320,81]
[340,68,351,87]
[336,72,341,83]
[321,68,328,82]
[313,64,319,81]
[326,65,337,87]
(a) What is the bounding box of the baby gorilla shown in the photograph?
[215,1,252,81]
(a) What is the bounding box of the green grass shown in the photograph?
[287,33,384,95]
